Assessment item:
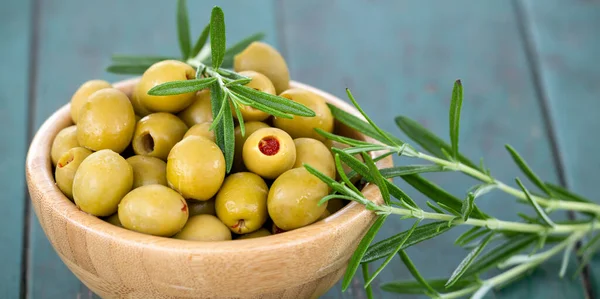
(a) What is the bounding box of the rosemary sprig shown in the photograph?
[304,81,600,298]
[105,2,316,173]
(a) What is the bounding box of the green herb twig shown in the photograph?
[304,80,600,298]
[106,2,315,173]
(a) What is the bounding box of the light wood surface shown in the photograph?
[25,78,393,299]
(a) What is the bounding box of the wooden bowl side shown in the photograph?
[25,79,393,299]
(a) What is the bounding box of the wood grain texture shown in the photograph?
[519,0,600,295]
[29,1,278,298]
[25,78,392,299]
[279,0,585,298]
[0,0,31,298]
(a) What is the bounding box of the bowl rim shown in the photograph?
[25,78,391,253]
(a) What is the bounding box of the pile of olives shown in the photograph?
[51,41,362,241]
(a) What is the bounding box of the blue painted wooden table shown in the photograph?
[2,0,599,298]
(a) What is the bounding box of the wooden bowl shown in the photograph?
[25,78,392,299]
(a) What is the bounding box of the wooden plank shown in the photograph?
[29,1,277,298]
[519,0,600,296]
[0,0,31,298]
[279,0,585,298]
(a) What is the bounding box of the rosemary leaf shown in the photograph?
[461,193,475,221]
[449,79,463,161]
[361,264,374,299]
[457,228,491,248]
[394,116,480,170]
[545,182,593,204]
[437,202,461,217]
[362,221,454,263]
[232,92,293,119]
[327,103,405,146]
[427,201,446,214]
[176,0,191,60]
[362,152,390,205]
[470,183,497,199]
[506,145,553,197]
[342,214,388,291]
[380,277,478,295]
[110,55,174,65]
[446,232,495,287]
[216,68,251,81]
[229,85,315,117]
[209,84,225,157]
[315,129,375,147]
[231,101,245,137]
[190,23,210,59]
[333,148,418,208]
[379,165,448,178]
[209,93,229,131]
[147,78,216,96]
[559,240,575,278]
[516,178,555,227]
[577,233,600,256]
[210,6,226,69]
[455,226,482,246]
[365,219,422,287]
[347,88,400,146]
[224,78,253,86]
[222,100,235,173]
[304,164,349,197]
[106,63,154,75]
[463,234,537,277]
[334,154,361,195]
[398,251,438,297]
[401,174,487,219]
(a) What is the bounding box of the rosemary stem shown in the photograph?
[386,207,599,235]
[416,153,600,215]
[439,231,585,299]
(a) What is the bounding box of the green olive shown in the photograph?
[77,88,136,153]
[215,172,268,234]
[51,125,79,166]
[72,149,133,216]
[273,88,334,142]
[237,228,271,240]
[318,209,331,221]
[134,60,197,113]
[232,121,270,172]
[183,122,215,142]
[187,198,216,216]
[118,184,189,237]
[173,214,232,241]
[130,88,153,118]
[131,112,188,161]
[70,80,112,123]
[177,89,213,127]
[126,155,167,189]
[233,121,270,172]
[231,71,274,122]
[105,213,123,228]
[242,127,296,179]
[292,138,336,179]
[234,42,290,94]
[267,168,329,231]
[55,147,92,200]
[167,136,226,200]
[325,140,364,184]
